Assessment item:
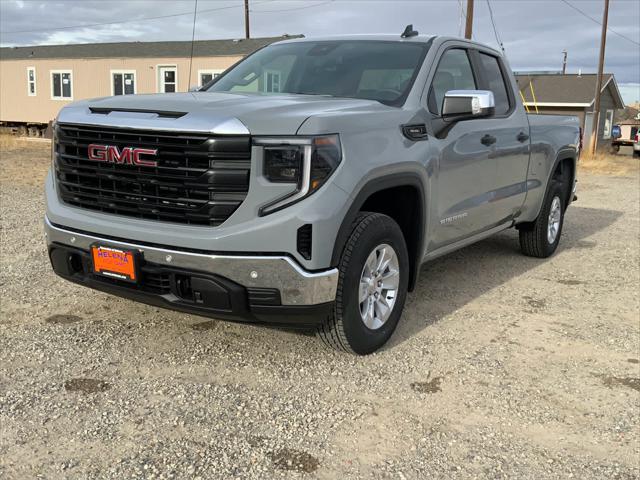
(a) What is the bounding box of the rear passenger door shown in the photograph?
[471,50,530,226]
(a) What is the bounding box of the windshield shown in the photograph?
[205,40,429,106]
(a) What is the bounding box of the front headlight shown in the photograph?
[256,135,341,215]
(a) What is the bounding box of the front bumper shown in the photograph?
[45,217,337,325]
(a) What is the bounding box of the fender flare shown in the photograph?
[528,148,577,223]
[330,172,427,291]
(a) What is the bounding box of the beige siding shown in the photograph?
[0,56,242,124]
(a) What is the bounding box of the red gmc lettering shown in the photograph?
[107,145,131,164]
[87,144,108,162]
[87,144,158,167]
[132,148,159,167]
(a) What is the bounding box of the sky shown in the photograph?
[1,0,639,104]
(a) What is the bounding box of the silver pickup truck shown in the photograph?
[45,31,580,354]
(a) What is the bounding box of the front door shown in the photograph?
[428,47,496,248]
[158,66,177,93]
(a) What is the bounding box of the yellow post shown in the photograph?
[519,90,530,113]
[529,81,539,114]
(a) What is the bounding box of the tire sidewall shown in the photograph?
[540,182,565,256]
[338,216,409,354]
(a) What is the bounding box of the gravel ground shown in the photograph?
[1,139,639,479]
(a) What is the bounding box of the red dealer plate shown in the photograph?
[91,245,137,283]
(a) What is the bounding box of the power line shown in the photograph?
[486,0,504,53]
[250,1,333,14]
[1,1,273,35]
[559,0,639,47]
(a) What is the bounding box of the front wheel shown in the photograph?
[317,212,409,355]
[519,181,566,258]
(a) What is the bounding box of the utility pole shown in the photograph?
[590,0,609,156]
[562,50,568,75]
[465,0,474,39]
[244,0,250,39]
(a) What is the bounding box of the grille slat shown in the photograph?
[56,159,250,192]
[55,124,251,226]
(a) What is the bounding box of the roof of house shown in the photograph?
[0,35,302,60]
[514,73,625,109]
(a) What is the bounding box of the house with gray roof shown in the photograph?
[515,73,625,151]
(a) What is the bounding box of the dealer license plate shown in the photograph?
[91,245,138,283]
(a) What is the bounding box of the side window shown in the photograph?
[51,71,72,100]
[428,49,476,115]
[112,71,135,95]
[27,67,36,96]
[478,53,510,115]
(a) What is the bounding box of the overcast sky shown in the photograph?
[1,0,638,103]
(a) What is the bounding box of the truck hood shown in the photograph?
[57,92,391,135]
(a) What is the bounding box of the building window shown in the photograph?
[264,70,281,93]
[602,109,614,139]
[27,67,36,96]
[158,66,177,93]
[198,69,223,87]
[111,70,136,96]
[51,70,73,100]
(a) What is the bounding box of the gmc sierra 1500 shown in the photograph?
[45,31,580,354]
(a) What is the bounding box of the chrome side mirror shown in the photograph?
[189,85,200,92]
[442,90,495,121]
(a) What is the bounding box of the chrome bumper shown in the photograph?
[44,217,338,305]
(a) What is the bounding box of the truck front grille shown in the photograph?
[54,123,251,226]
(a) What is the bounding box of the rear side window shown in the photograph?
[428,49,476,115]
[478,53,510,115]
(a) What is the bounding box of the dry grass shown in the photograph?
[0,134,22,151]
[0,135,51,187]
[0,134,50,152]
[578,152,639,176]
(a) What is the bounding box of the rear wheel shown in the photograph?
[519,181,566,258]
[317,212,409,355]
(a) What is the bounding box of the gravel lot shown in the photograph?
[1,139,639,479]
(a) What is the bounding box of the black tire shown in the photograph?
[633,150,640,158]
[317,212,409,355]
[519,181,566,258]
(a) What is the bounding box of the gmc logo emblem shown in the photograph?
[87,144,158,167]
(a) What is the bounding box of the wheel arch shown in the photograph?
[523,148,577,225]
[550,148,577,210]
[331,173,426,292]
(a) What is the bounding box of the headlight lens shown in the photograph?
[257,134,341,215]
[263,146,303,183]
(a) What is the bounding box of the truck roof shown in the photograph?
[275,34,435,44]
[273,34,503,56]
